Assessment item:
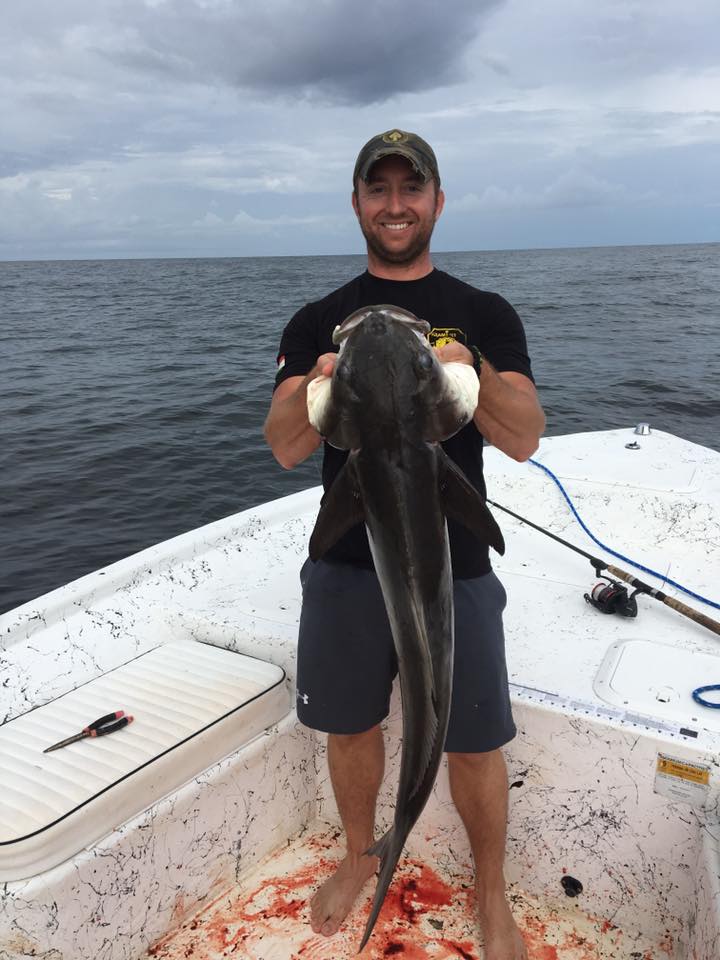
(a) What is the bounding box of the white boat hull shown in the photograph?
[1,427,718,958]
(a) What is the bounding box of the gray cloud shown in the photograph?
[1,0,718,259]
[5,1,501,106]
[450,169,637,213]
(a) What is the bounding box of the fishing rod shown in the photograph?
[487,498,720,638]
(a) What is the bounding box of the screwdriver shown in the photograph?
[44,710,134,753]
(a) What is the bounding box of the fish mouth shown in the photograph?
[332,305,430,346]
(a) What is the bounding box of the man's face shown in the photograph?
[352,155,444,266]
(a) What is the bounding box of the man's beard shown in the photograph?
[359,218,436,266]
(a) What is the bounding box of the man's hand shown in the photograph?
[434,342,473,366]
[315,353,338,379]
[264,352,338,470]
[434,340,544,462]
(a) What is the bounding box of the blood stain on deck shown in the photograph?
[147,828,675,959]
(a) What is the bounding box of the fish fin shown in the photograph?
[407,701,440,804]
[358,828,403,953]
[437,448,505,555]
[365,828,393,862]
[308,454,365,561]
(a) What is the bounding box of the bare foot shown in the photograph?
[310,853,378,937]
[477,888,528,960]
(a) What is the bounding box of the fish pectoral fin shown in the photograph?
[308,455,365,561]
[438,448,505,555]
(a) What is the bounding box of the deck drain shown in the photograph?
[561,875,583,897]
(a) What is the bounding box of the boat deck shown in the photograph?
[145,822,674,960]
[3,427,717,959]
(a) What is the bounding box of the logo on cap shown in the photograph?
[383,130,407,144]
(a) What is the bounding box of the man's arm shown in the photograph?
[435,342,545,462]
[263,354,337,469]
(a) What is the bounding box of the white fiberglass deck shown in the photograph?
[146,823,677,959]
[491,428,719,733]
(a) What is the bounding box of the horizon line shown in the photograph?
[1,238,718,266]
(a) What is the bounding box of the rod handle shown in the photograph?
[606,564,720,637]
[662,595,720,637]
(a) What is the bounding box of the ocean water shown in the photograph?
[1,243,718,615]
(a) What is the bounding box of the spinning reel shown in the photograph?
[584,578,639,618]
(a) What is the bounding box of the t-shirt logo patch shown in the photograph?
[277,355,286,371]
[428,327,467,348]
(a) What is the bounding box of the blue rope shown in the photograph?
[528,457,720,611]
[692,685,720,709]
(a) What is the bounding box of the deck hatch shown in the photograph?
[593,638,720,735]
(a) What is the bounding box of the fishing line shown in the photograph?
[527,457,720,611]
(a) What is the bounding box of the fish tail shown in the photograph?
[357,828,403,953]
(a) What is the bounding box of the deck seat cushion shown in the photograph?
[0,639,289,881]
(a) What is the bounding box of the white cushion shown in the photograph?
[0,639,289,881]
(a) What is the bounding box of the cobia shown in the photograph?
[306,304,504,951]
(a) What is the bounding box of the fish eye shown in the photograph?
[334,359,351,380]
[415,352,434,372]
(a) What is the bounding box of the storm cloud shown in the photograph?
[6,1,500,105]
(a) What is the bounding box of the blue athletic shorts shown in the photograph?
[295,559,516,753]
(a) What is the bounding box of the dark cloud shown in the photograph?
[96,0,503,104]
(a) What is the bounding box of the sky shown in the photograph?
[1,0,718,260]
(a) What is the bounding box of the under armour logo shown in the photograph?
[297,692,310,705]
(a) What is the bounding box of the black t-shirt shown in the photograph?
[274,269,534,578]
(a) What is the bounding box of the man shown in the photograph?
[264,129,545,960]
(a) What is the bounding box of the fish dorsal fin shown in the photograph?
[308,454,365,561]
[437,448,505,555]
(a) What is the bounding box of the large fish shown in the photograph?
[306,305,504,952]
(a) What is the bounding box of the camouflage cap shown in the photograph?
[353,129,440,186]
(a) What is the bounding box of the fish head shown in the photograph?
[334,306,432,395]
[329,305,476,445]
[307,304,478,449]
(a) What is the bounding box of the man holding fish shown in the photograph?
[265,129,545,959]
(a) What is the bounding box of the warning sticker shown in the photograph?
[654,753,711,807]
